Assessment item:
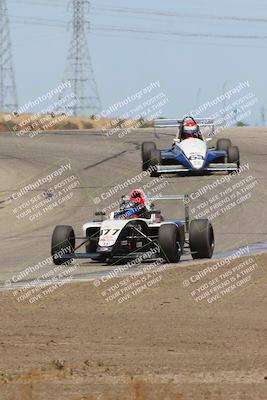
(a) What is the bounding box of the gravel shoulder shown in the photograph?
[0,253,267,399]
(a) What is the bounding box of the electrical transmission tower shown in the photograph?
[60,0,101,116]
[0,0,18,112]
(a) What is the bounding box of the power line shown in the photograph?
[3,14,267,41]
[9,0,65,6]
[0,0,18,112]
[91,24,267,40]
[7,1,267,25]
[0,13,67,27]
[91,3,267,24]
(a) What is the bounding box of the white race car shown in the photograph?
[51,190,215,265]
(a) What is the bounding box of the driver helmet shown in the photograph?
[183,121,199,139]
[130,189,146,206]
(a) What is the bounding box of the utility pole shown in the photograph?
[0,0,18,112]
[60,0,101,116]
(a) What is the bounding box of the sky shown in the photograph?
[6,0,267,124]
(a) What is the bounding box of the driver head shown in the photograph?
[130,189,145,205]
[183,121,199,139]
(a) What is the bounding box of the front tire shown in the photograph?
[51,225,75,265]
[216,138,231,152]
[150,149,161,177]
[158,224,181,263]
[227,145,240,168]
[141,142,156,171]
[189,219,214,259]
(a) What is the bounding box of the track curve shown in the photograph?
[0,127,266,284]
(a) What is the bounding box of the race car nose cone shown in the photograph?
[191,159,205,169]
[97,246,113,253]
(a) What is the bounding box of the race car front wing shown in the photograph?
[155,163,239,174]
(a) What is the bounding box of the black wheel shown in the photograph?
[216,138,232,152]
[227,145,240,168]
[158,224,181,263]
[141,142,156,171]
[189,219,214,259]
[150,149,161,177]
[51,225,75,265]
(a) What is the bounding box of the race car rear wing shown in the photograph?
[154,118,214,128]
[154,117,215,139]
[148,194,190,232]
[123,194,190,232]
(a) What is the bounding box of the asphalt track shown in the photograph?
[0,127,267,285]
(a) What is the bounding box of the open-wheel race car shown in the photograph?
[51,190,215,265]
[142,116,240,176]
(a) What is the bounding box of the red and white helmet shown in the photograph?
[130,189,146,205]
[183,121,199,138]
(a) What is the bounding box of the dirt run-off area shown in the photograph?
[0,253,267,400]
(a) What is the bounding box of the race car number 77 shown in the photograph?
[101,229,120,236]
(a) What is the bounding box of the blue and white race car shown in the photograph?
[142,116,240,176]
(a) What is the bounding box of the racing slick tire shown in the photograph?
[51,225,75,265]
[189,219,214,259]
[227,145,240,169]
[142,142,156,171]
[216,138,232,152]
[149,149,161,177]
[158,223,182,263]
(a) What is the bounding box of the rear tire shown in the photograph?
[216,138,231,152]
[141,142,156,171]
[158,224,181,263]
[227,145,240,168]
[189,219,214,259]
[51,225,75,265]
[150,149,161,177]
